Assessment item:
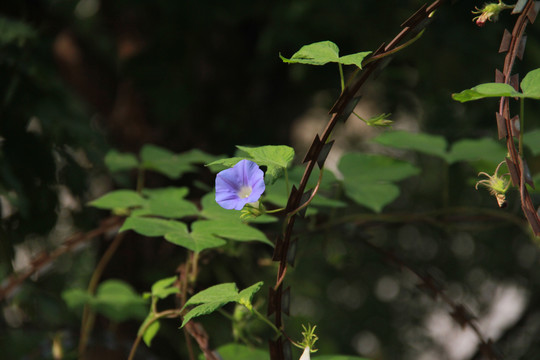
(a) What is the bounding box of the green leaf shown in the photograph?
[196,220,273,247]
[338,52,372,68]
[280,41,371,69]
[140,145,196,179]
[206,145,295,184]
[125,200,273,252]
[452,83,522,102]
[236,145,294,170]
[181,283,239,327]
[344,182,400,214]
[120,216,227,252]
[281,41,340,65]
[164,220,226,252]
[532,173,540,193]
[340,153,419,183]
[453,68,540,101]
[92,280,147,322]
[366,113,393,127]
[206,157,245,172]
[339,153,419,212]
[184,283,239,307]
[181,302,228,327]
[309,194,347,208]
[237,281,264,307]
[236,145,295,184]
[520,68,540,98]
[151,276,179,299]
[142,320,160,347]
[104,150,139,172]
[374,131,507,165]
[181,282,263,327]
[120,202,273,252]
[89,190,145,210]
[524,129,540,156]
[200,192,243,221]
[288,165,339,190]
[64,280,148,322]
[120,216,187,237]
[199,192,277,224]
[207,343,270,360]
[62,288,92,311]
[179,148,220,164]
[264,166,345,216]
[0,16,36,46]
[447,138,507,164]
[372,131,449,160]
[132,187,199,219]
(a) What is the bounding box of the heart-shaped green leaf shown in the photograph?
[339,153,419,212]
[452,83,522,102]
[181,282,263,327]
[89,190,145,210]
[105,149,139,172]
[280,41,371,69]
[524,128,540,156]
[131,187,199,219]
[202,344,270,360]
[140,145,196,179]
[520,68,540,98]
[372,131,449,160]
[164,220,227,252]
[452,68,540,102]
[151,276,179,300]
[447,138,507,164]
[195,220,273,247]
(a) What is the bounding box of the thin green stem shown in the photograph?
[151,296,158,314]
[218,308,235,321]
[78,232,125,357]
[498,0,514,10]
[362,29,425,67]
[338,63,345,92]
[179,252,196,360]
[251,307,281,339]
[343,29,426,90]
[281,167,325,235]
[250,307,303,348]
[352,111,368,124]
[287,167,325,219]
[128,309,182,360]
[266,207,286,214]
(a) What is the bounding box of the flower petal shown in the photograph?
[216,167,240,193]
[246,175,265,203]
[299,347,310,360]
[215,159,265,210]
[242,160,262,185]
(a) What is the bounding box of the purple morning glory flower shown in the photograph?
[215,159,265,210]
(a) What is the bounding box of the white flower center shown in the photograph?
[237,186,252,199]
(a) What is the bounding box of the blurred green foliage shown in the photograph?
[2,1,540,360]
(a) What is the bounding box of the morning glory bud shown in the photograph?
[472,1,514,27]
[475,161,510,208]
[215,159,265,210]
[299,347,310,360]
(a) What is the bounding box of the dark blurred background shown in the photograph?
[2,0,540,359]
